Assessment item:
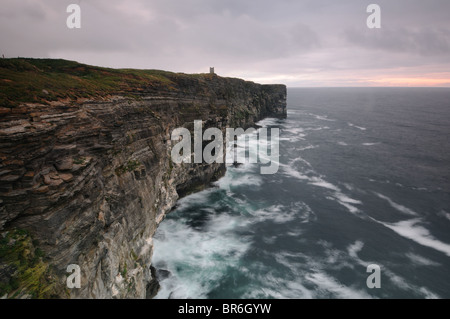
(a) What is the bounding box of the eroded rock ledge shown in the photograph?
[0,60,286,298]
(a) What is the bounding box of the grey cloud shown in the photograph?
[1,0,450,86]
[344,26,450,58]
[22,2,47,20]
[178,16,319,62]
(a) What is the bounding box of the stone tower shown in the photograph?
[210,67,215,74]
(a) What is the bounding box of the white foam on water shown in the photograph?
[418,287,440,299]
[283,127,305,135]
[250,205,296,224]
[348,122,367,131]
[304,126,330,131]
[345,240,441,298]
[323,194,361,215]
[290,156,313,168]
[347,240,364,259]
[286,229,305,237]
[334,193,363,205]
[337,201,360,214]
[305,272,373,299]
[309,177,340,191]
[319,245,357,270]
[373,218,450,257]
[255,117,279,127]
[295,145,318,151]
[242,272,314,299]
[438,210,450,222]
[282,159,363,215]
[267,245,376,299]
[307,113,336,122]
[323,248,341,264]
[383,268,440,299]
[282,281,315,299]
[268,252,343,299]
[175,187,216,210]
[207,213,252,232]
[283,131,306,142]
[153,171,256,299]
[385,269,414,291]
[341,183,355,191]
[362,143,380,146]
[298,204,317,224]
[338,141,348,146]
[262,236,278,244]
[374,193,418,216]
[216,172,263,190]
[280,163,310,181]
[405,253,441,267]
[249,202,315,225]
[153,212,251,299]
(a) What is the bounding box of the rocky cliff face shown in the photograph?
[0,61,286,298]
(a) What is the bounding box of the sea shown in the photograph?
[152,87,450,299]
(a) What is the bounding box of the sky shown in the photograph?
[1,0,450,87]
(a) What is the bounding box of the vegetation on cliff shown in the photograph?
[0,58,215,108]
[0,229,58,298]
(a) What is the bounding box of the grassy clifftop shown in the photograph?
[0,58,212,108]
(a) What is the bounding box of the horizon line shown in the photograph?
[286,86,450,89]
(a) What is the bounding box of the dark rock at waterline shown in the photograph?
[232,162,243,168]
[146,266,161,299]
[156,269,172,281]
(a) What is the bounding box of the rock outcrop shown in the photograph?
[0,59,286,298]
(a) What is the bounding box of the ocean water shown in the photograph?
[152,88,450,299]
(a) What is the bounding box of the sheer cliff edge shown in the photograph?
[0,58,286,298]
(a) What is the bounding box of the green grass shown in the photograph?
[0,58,212,108]
[121,262,127,278]
[73,157,86,165]
[131,250,139,261]
[115,159,141,176]
[0,229,56,298]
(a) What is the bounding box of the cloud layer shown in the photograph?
[1,0,450,86]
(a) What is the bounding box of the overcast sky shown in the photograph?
[1,0,450,87]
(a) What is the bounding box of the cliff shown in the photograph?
[0,58,286,298]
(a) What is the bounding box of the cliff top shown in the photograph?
[0,58,254,108]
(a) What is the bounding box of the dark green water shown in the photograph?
[153,87,450,299]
